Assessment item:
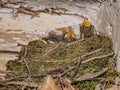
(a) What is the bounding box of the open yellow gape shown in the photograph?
[80,17,91,27]
[64,30,75,39]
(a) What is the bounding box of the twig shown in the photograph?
[12,6,40,18]
[0,82,9,87]
[71,47,103,62]
[66,39,85,46]
[47,68,63,74]
[24,47,31,80]
[0,70,15,76]
[60,77,76,90]
[33,59,71,63]
[70,57,83,79]
[0,50,19,54]
[55,67,74,78]
[82,47,103,57]
[21,46,31,81]
[45,45,59,55]
[71,68,108,84]
[113,53,117,60]
[81,52,114,64]
[5,81,39,88]
[18,43,26,46]
[0,75,45,83]
[108,53,116,70]
[0,76,27,83]
[24,59,31,78]
[62,13,84,18]
[95,83,102,90]
[45,42,62,55]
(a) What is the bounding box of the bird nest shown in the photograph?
[3,34,118,90]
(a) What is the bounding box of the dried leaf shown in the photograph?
[39,75,60,90]
[60,78,78,90]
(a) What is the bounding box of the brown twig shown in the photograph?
[107,53,116,70]
[5,81,39,88]
[95,83,102,90]
[60,77,76,90]
[45,44,60,55]
[23,46,31,81]
[0,50,19,54]
[62,13,84,18]
[66,39,85,46]
[47,68,63,74]
[81,52,114,64]
[20,46,32,83]
[0,82,9,87]
[55,67,75,78]
[24,59,31,77]
[71,68,108,84]
[0,76,27,83]
[71,47,103,62]
[18,43,26,46]
[14,6,40,18]
[0,70,15,76]
[113,53,117,60]
[44,42,62,55]
[70,57,83,79]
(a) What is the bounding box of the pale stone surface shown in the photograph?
[96,0,120,72]
[0,53,18,79]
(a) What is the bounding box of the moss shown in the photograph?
[6,60,26,75]
[77,81,98,90]
[103,69,118,77]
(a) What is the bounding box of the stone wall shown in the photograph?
[96,0,120,72]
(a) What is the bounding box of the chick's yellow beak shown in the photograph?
[64,31,75,39]
[80,17,90,27]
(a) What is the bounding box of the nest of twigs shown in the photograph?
[0,35,118,90]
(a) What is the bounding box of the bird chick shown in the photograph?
[64,27,76,42]
[80,17,95,39]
